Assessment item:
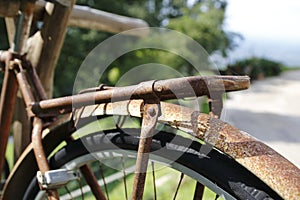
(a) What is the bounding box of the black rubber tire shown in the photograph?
[24,128,282,200]
[0,158,10,191]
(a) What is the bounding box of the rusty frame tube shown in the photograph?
[31,118,49,174]
[32,117,59,199]
[131,102,160,200]
[0,65,19,181]
[16,69,36,105]
[32,76,250,116]
[27,64,48,100]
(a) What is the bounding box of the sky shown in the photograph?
[224,0,300,66]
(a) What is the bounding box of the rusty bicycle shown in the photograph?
[0,1,300,200]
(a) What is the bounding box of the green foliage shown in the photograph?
[53,0,240,97]
[53,28,112,96]
[226,57,283,80]
[167,0,241,56]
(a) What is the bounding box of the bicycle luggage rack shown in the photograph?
[30,76,250,116]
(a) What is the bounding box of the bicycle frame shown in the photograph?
[0,53,19,182]
[0,50,249,199]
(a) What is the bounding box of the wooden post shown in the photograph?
[13,1,75,159]
[27,1,76,97]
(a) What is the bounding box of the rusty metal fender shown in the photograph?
[75,100,300,200]
[3,100,299,199]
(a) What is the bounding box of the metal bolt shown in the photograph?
[156,85,163,92]
[148,107,156,117]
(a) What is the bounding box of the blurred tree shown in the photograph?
[0,0,238,97]
[168,0,240,56]
[226,57,283,80]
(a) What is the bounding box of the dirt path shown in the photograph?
[223,70,300,168]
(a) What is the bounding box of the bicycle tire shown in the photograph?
[0,158,10,190]
[23,128,281,200]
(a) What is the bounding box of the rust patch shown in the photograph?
[191,112,300,200]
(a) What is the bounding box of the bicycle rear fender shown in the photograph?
[2,100,300,199]
[76,100,300,200]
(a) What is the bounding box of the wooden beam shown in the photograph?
[0,1,20,17]
[69,5,149,36]
[35,1,149,37]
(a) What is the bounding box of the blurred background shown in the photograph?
[225,0,300,67]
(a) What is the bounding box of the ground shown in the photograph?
[223,70,300,168]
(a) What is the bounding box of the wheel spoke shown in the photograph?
[173,173,184,200]
[64,186,74,200]
[193,182,205,200]
[77,177,84,200]
[99,162,110,200]
[151,162,157,200]
[215,194,220,200]
[121,156,128,200]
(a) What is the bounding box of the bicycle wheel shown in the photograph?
[23,127,281,200]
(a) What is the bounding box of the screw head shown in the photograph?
[148,107,156,117]
[156,85,163,92]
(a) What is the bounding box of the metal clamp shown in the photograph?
[37,169,80,189]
